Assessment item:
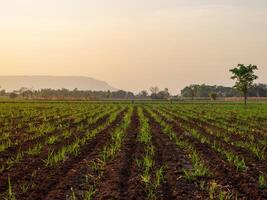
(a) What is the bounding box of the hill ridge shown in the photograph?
[0,75,117,92]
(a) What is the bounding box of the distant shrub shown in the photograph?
[9,92,18,99]
[209,93,217,100]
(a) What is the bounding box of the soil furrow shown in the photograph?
[94,107,143,200]
[1,110,80,143]
[39,109,128,200]
[0,115,85,160]
[145,109,208,200]
[0,110,115,195]
[158,112,267,199]
[160,108,267,179]
[0,107,103,160]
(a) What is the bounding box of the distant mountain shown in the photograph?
[0,76,117,92]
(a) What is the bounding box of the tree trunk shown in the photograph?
[244,92,247,106]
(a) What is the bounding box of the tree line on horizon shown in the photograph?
[1,83,266,100]
[0,64,263,103]
[181,83,267,98]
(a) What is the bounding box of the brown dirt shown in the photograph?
[0,109,120,196]
[94,107,146,200]
[144,109,209,200]
[0,107,104,161]
[155,108,267,199]
[161,108,267,180]
[22,109,127,200]
[1,105,267,200]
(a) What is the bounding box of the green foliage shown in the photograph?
[223,151,247,171]
[7,176,16,200]
[26,144,43,156]
[19,182,31,193]
[9,92,18,99]
[209,92,217,100]
[259,174,266,189]
[137,107,165,199]
[90,159,105,176]
[155,166,165,188]
[183,151,210,181]
[208,180,233,200]
[230,64,258,105]
[70,187,77,200]
[182,84,200,100]
[83,186,96,200]
[2,102,267,200]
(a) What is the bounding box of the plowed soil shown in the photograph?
[1,104,267,200]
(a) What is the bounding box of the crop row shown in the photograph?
[147,105,267,198]
[1,102,267,199]
[0,105,123,199]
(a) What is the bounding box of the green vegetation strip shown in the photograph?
[136,107,164,199]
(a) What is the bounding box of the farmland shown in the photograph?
[0,101,267,200]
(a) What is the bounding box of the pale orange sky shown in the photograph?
[0,0,267,93]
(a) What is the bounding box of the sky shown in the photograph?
[0,0,267,94]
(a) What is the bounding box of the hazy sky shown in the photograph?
[0,0,267,93]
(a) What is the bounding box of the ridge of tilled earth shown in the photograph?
[154,109,267,199]
[93,107,145,200]
[144,109,209,200]
[0,109,125,199]
[159,108,267,185]
[0,108,105,164]
[24,109,127,200]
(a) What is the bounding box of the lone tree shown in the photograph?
[230,64,258,105]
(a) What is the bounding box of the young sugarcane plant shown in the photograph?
[259,173,267,189]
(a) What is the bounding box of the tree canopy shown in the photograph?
[230,64,258,105]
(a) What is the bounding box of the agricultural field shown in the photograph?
[0,101,267,200]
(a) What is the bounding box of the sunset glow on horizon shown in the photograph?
[0,0,267,93]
